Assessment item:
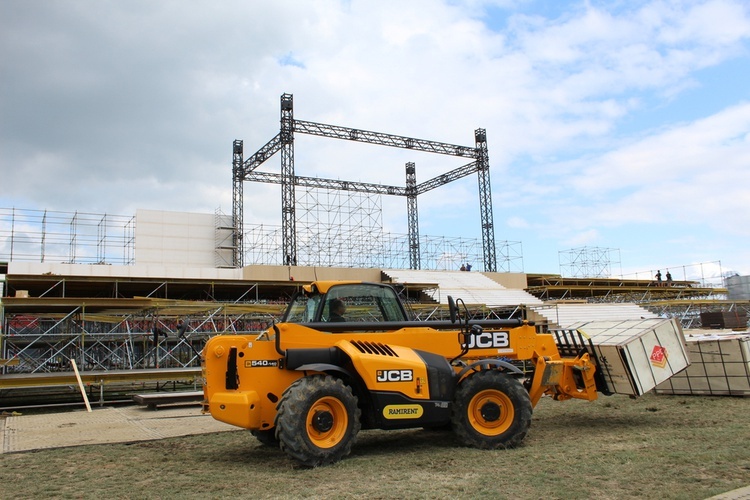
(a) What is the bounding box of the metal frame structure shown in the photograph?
[233,93,498,271]
[0,208,525,273]
[0,208,135,265]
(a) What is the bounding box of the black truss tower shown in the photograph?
[280,94,296,266]
[232,140,244,267]
[405,162,420,269]
[474,128,496,273]
[232,93,499,271]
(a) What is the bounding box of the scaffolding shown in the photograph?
[296,188,385,268]
[1,296,285,376]
[0,205,526,272]
[559,246,621,278]
[645,299,749,329]
[244,224,284,266]
[621,261,726,289]
[243,223,523,273]
[0,208,135,265]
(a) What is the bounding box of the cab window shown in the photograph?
[284,294,321,323]
[322,284,407,323]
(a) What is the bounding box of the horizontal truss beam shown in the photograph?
[245,171,406,196]
[294,119,477,158]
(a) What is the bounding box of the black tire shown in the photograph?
[275,375,361,467]
[250,429,279,447]
[451,370,532,449]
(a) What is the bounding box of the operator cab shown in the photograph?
[283,282,409,324]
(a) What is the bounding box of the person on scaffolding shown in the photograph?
[177,318,189,339]
[151,320,168,369]
[152,325,168,344]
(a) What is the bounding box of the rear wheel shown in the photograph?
[275,375,361,467]
[451,370,532,449]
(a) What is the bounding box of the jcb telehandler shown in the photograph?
[201,281,605,467]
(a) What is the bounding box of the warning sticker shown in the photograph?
[650,345,668,368]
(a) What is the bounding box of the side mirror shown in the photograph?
[448,296,457,324]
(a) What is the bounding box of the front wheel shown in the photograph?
[451,370,532,449]
[275,375,361,467]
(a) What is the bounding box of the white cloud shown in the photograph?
[557,103,750,231]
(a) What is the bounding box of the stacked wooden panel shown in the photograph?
[655,333,750,396]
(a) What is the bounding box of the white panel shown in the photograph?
[531,304,658,329]
[5,262,241,280]
[135,210,217,267]
[381,269,543,307]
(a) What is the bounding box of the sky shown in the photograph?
[1,0,749,280]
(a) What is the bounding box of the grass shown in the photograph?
[1,393,749,499]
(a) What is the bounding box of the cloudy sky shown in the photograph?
[1,0,749,279]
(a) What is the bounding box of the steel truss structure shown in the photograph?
[233,93,499,271]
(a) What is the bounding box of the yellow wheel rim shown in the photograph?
[468,389,514,436]
[306,396,349,448]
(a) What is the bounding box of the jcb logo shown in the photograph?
[376,370,413,382]
[466,331,510,349]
